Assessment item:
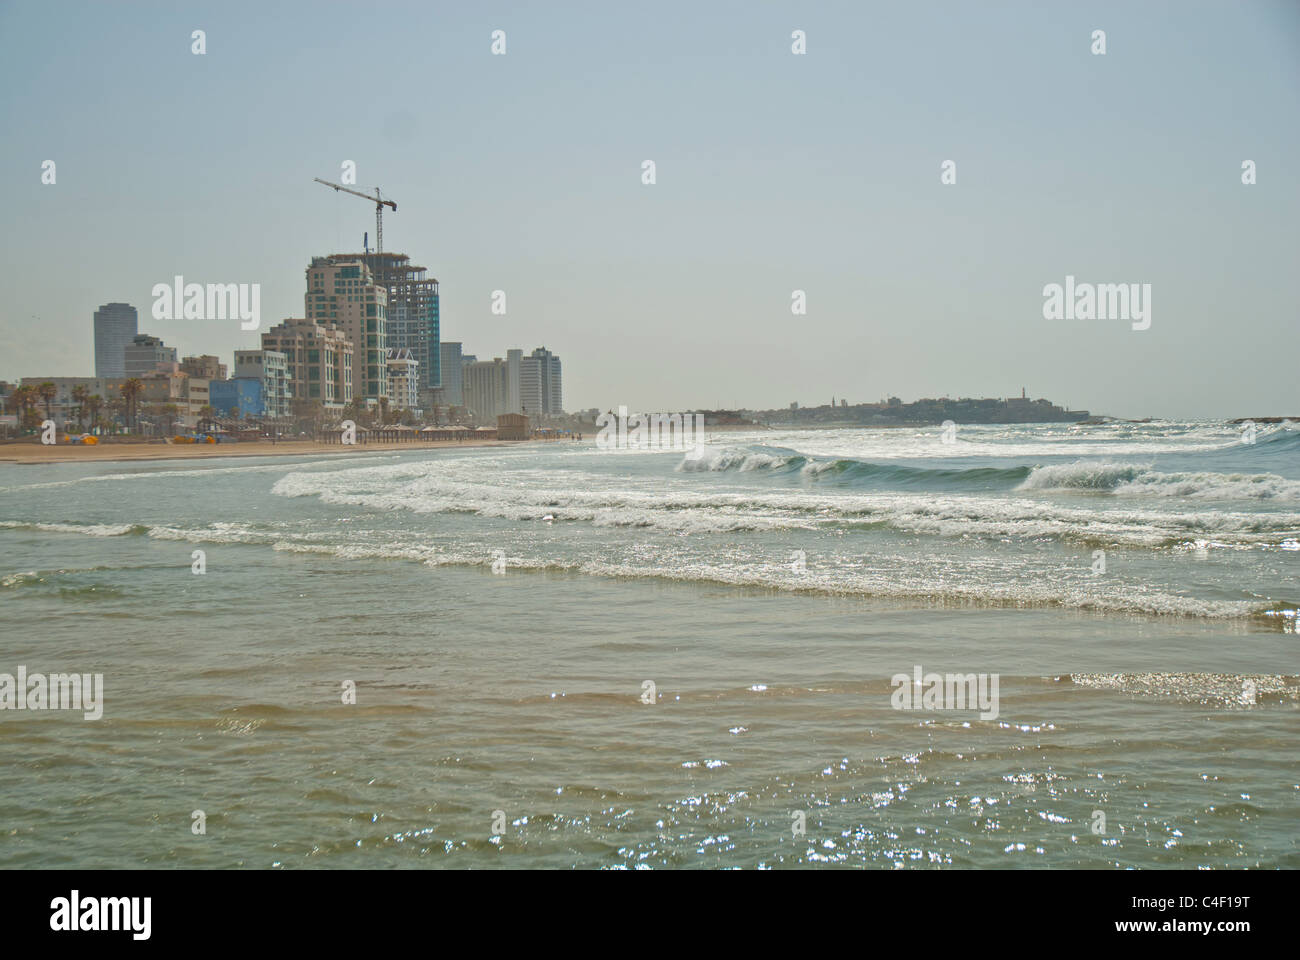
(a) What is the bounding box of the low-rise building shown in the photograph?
[124,334,178,378]
[181,355,228,381]
[19,376,126,429]
[385,348,420,414]
[139,372,209,429]
[210,378,264,419]
[234,349,291,419]
[496,413,530,441]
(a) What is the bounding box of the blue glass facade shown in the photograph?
[209,378,265,418]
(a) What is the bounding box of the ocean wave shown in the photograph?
[678,445,1033,489]
[0,519,145,537]
[257,536,1296,620]
[1069,672,1299,705]
[676,446,806,474]
[1020,461,1300,500]
[0,456,398,493]
[5,511,1293,620]
[268,464,1300,546]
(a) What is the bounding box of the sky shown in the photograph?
[1,0,1297,417]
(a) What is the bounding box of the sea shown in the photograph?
[1,420,1296,868]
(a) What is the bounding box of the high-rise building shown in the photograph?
[262,318,354,412]
[124,334,178,378]
[520,346,563,418]
[438,342,464,406]
[353,253,440,403]
[506,349,522,415]
[464,358,511,420]
[93,303,138,378]
[181,355,227,381]
[304,257,388,402]
[234,349,291,419]
[519,356,541,419]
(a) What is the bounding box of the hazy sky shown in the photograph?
[2,0,1297,417]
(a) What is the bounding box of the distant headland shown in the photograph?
[751,392,1089,428]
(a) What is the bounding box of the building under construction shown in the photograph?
[344,252,440,406]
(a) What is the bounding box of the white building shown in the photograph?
[464,358,511,420]
[521,346,562,418]
[385,347,420,413]
[506,349,522,416]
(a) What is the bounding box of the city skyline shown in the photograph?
[3,1,1298,417]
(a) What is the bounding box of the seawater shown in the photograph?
[1,421,1296,868]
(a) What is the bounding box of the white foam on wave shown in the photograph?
[0,519,138,537]
[1018,461,1147,491]
[0,456,397,493]
[575,558,1265,619]
[270,462,1300,546]
[4,508,1282,620]
[1020,461,1300,501]
[255,534,1276,619]
[675,446,795,473]
[734,422,1247,462]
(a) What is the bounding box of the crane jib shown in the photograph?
[314,176,397,253]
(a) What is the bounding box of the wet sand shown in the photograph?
[0,438,528,464]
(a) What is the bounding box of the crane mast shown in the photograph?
[313,178,397,255]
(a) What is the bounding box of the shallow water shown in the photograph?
[1,421,1296,868]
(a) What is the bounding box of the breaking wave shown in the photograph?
[1020,461,1300,500]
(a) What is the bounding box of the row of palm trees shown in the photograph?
[4,378,150,435]
[340,395,423,429]
[6,382,429,440]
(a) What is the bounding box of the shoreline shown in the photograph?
[0,437,540,464]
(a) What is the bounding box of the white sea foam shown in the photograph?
[0,456,396,493]
[1020,461,1300,500]
[6,422,1295,622]
[0,519,138,537]
[715,422,1251,462]
[270,464,1300,546]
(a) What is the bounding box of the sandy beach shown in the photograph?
[0,437,530,464]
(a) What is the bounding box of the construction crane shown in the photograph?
[313,178,397,255]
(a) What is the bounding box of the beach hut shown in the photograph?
[496,413,530,441]
[320,423,371,444]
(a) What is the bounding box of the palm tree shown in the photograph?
[9,385,38,432]
[162,403,180,437]
[291,398,325,439]
[106,397,126,432]
[3,386,23,417]
[119,379,144,433]
[197,405,216,433]
[84,394,103,434]
[36,382,56,424]
[71,384,89,432]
